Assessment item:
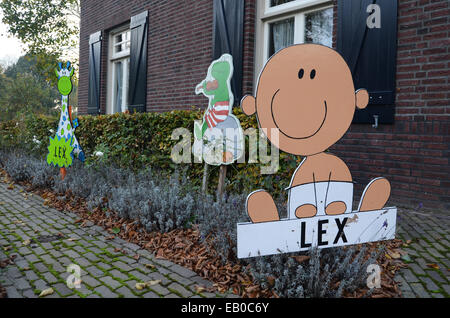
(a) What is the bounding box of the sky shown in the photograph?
[0,12,25,67]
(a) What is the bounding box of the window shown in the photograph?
[255,0,333,84]
[107,27,131,114]
[270,0,296,7]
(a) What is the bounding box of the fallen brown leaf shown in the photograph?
[39,288,54,297]
[427,263,439,270]
[194,285,206,293]
[267,276,275,287]
[147,280,161,286]
[293,255,310,264]
[135,280,161,290]
[388,251,401,259]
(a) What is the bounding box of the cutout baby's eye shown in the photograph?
[298,68,304,79]
[310,69,316,79]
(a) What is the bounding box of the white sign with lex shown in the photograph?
[237,208,397,259]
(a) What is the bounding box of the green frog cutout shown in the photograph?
[193,54,244,165]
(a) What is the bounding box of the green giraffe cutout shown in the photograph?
[51,61,86,163]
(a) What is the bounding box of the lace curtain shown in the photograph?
[114,61,123,114]
[270,18,294,56]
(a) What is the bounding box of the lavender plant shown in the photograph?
[1,150,56,188]
[247,246,381,298]
[1,151,34,182]
[197,193,248,262]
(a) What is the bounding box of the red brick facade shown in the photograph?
[330,0,449,210]
[79,0,216,114]
[79,0,449,210]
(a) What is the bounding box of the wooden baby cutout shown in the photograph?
[241,44,391,223]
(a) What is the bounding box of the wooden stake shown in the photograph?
[217,165,227,200]
[60,167,66,180]
[202,163,209,193]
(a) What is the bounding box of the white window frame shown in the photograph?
[107,25,131,114]
[254,0,333,90]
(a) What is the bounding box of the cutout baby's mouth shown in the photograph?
[270,89,328,140]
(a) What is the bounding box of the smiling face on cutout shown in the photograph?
[242,44,369,156]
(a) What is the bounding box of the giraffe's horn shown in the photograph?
[66,61,71,69]
[58,62,62,70]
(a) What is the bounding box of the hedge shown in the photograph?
[0,108,303,197]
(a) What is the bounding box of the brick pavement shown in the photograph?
[395,207,449,298]
[0,182,237,298]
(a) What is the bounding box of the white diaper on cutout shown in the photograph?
[287,181,353,219]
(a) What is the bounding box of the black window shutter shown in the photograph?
[213,0,244,104]
[337,0,398,124]
[128,11,148,113]
[88,31,102,115]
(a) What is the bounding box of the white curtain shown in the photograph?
[272,18,294,55]
[114,61,123,114]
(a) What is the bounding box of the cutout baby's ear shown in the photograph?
[241,95,256,116]
[355,89,369,109]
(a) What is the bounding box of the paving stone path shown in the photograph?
[395,207,449,298]
[0,182,236,298]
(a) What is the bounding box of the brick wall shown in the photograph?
[79,0,448,210]
[79,0,257,114]
[79,0,215,114]
[242,0,257,95]
[330,0,449,210]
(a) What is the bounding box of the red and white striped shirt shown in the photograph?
[204,101,230,129]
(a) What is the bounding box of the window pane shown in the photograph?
[115,33,123,44]
[305,7,333,47]
[270,0,295,7]
[122,58,130,112]
[113,61,123,114]
[269,17,294,57]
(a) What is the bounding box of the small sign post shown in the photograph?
[193,54,244,198]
